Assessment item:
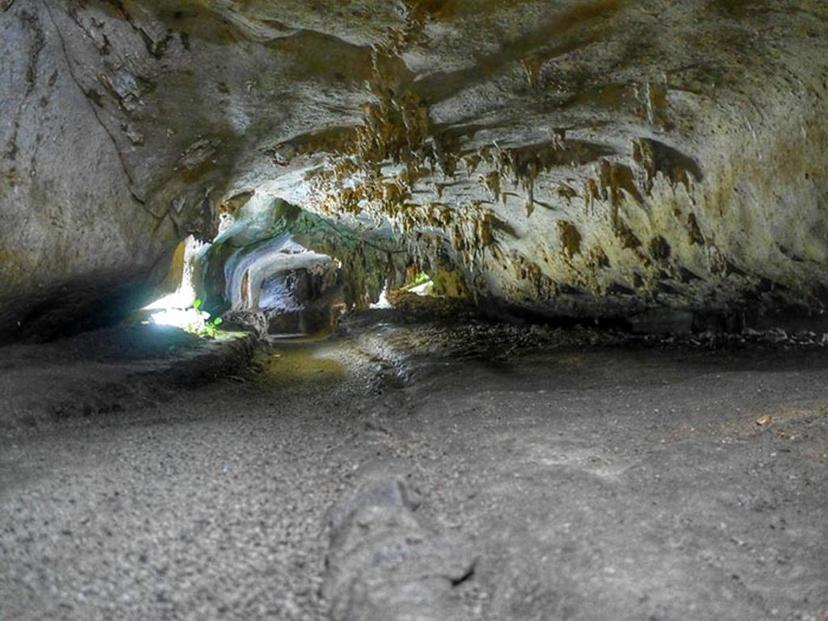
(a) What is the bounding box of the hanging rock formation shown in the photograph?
[1,0,827,340]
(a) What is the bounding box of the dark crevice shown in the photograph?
[450,561,476,588]
[22,9,46,97]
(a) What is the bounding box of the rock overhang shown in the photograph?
[1,0,827,340]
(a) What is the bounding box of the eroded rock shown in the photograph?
[1,1,826,339]
[323,463,475,621]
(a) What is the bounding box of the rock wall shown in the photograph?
[1,0,826,340]
[1,1,174,340]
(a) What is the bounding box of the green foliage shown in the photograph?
[401,272,432,291]
[200,316,224,339]
[409,272,431,287]
[187,299,224,339]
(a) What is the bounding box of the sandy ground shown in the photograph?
[1,318,827,620]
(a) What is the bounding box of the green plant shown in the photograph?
[187,298,224,339]
[402,272,431,290]
[201,316,224,338]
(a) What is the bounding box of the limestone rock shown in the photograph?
[2,1,827,339]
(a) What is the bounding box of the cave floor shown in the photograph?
[1,319,827,620]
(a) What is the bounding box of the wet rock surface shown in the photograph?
[1,315,826,620]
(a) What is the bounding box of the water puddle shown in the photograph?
[256,336,346,389]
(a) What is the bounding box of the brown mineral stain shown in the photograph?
[558,221,583,259]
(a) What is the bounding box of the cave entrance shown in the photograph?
[249,261,344,337]
[225,236,344,338]
[142,235,209,332]
[146,199,452,339]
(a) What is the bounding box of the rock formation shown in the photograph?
[2,0,826,340]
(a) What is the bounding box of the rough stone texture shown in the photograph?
[2,318,828,620]
[1,1,827,338]
[0,325,256,431]
[1,2,171,341]
[323,464,475,621]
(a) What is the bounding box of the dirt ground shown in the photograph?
[1,317,827,620]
